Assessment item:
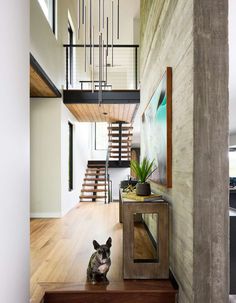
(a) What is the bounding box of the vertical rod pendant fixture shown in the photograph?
[117,0,120,39]
[84,4,87,72]
[99,0,101,32]
[99,33,103,105]
[82,0,84,24]
[92,26,94,93]
[105,41,108,84]
[78,0,81,39]
[89,0,92,64]
[103,0,105,29]
[106,17,109,56]
[112,1,114,66]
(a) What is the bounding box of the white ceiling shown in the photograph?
[229,0,236,134]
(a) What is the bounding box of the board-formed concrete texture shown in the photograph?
[140,0,229,302]
[193,1,229,302]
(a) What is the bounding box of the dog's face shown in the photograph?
[93,237,112,264]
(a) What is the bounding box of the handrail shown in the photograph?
[105,148,110,204]
[63,44,139,90]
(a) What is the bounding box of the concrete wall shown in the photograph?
[140,1,194,301]
[193,1,228,301]
[0,1,29,302]
[140,0,228,302]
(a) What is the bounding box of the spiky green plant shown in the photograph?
[131,157,155,183]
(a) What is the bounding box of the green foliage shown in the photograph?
[131,157,154,183]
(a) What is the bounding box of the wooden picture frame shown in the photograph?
[142,67,172,188]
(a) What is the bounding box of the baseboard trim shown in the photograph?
[30,212,61,218]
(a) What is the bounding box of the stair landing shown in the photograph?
[41,280,178,303]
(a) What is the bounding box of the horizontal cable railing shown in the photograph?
[64,44,139,91]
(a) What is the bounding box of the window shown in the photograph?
[95,123,108,150]
[68,122,73,191]
[68,21,74,86]
[37,0,56,34]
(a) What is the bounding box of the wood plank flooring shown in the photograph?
[30,202,122,303]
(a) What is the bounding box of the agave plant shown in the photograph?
[131,157,155,183]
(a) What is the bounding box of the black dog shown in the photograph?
[87,237,112,283]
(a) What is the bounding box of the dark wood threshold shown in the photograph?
[38,280,178,303]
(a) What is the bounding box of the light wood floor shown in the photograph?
[30,202,122,303]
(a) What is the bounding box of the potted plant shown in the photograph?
[130,157,155,196]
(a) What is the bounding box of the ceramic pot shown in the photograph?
[136,182,151,196]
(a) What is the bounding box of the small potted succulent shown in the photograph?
[131,157,155,196]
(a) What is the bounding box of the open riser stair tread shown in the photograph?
[85,173,105,177]
[82,183,107,187]
[84,178,107,181]
[81,189,106,193]
[80,162,109,202]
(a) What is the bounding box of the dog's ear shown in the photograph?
[93,240,100,250]
[106,237,112,248]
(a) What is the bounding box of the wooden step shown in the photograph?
[88,164,106,169]
[108,126,133,130]
[43,281,178,303]
[109,139,131,143]
[85,173,105,176]
[81,189,106,193]
[84,178,106,181]
[109,147,131,150]
[109,151,131,154]
[82,183,106,187]
[109,157,131,160]
[86,168,105,171]
[109,133,132,137]
[80,195,106,199]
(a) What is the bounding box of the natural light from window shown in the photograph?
[37,0,55,32]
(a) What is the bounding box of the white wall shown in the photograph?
[109,168,130,200]
[30,0,78,88]
[31,99,92,217]
[230,133,236,146]
[0,1,29,302]
[30,0,93,217]
[61,105,91,216]
[30,99,61,218]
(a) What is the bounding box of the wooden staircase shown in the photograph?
[80,161,108,202]
[42,280,178,303]
[108,122,133,162]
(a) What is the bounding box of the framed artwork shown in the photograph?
[142,67,172,188]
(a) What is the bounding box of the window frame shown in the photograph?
[37,0,56,35]
[68,121,74,191]
[68,21,74,86]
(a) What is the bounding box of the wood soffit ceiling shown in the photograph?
[30,54,61,98]
[66,103,138,123]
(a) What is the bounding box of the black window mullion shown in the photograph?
[68,122,73,191]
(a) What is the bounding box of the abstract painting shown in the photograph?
[142,67,172,188]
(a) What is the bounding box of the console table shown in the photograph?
[121,191,169,279]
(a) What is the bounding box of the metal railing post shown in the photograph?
[135,46,138,90]
[66,46,69,90]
